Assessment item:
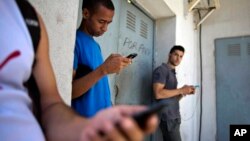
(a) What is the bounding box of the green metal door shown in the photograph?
[114,0,154,106]
[215,36,250,141]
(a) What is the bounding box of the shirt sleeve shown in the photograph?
[152,66,168,84]
[73,40,80,70]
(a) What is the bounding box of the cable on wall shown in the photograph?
[198,9,203,141]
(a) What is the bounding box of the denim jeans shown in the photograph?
[160,118,181,141]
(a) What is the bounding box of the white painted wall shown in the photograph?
[201,0,250,141]
[176,13,200,141]
[29,0,79,105]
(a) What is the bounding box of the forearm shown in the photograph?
[72,66,106,99]
[155,88,182,99]
[41,102,88,141]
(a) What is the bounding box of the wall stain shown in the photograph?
[56,14,64,24]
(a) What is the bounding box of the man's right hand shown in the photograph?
[80,105,158,141]
[180,85,195,95]
[100,54,132,74]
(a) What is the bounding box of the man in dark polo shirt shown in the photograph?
[152,45,195,141]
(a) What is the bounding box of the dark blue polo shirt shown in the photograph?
[153,63,180,120]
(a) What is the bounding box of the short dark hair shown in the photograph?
[82,0,115,13]
[169,45,185,54]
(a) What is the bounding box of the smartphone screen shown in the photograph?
[126,53,138,59]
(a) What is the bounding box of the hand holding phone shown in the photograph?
[132,102,166,129]
[126,53,138,59]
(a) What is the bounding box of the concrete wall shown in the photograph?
[29,0,79,105]
[201,0,250,141]
[154,17,176,68]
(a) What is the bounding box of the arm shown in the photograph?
[82,105,158,141]
[153,83,195,100]
[72,54,132,99]
[33,14,89,141]
[153,83,182,99]
[71,63,106,99]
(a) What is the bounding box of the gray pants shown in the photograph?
[160,118,181,141]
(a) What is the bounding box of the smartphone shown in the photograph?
[194,85,200,88]
[126,53,138,59]
[132,102,167,129]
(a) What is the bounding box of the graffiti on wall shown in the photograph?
[122,37,151,56]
